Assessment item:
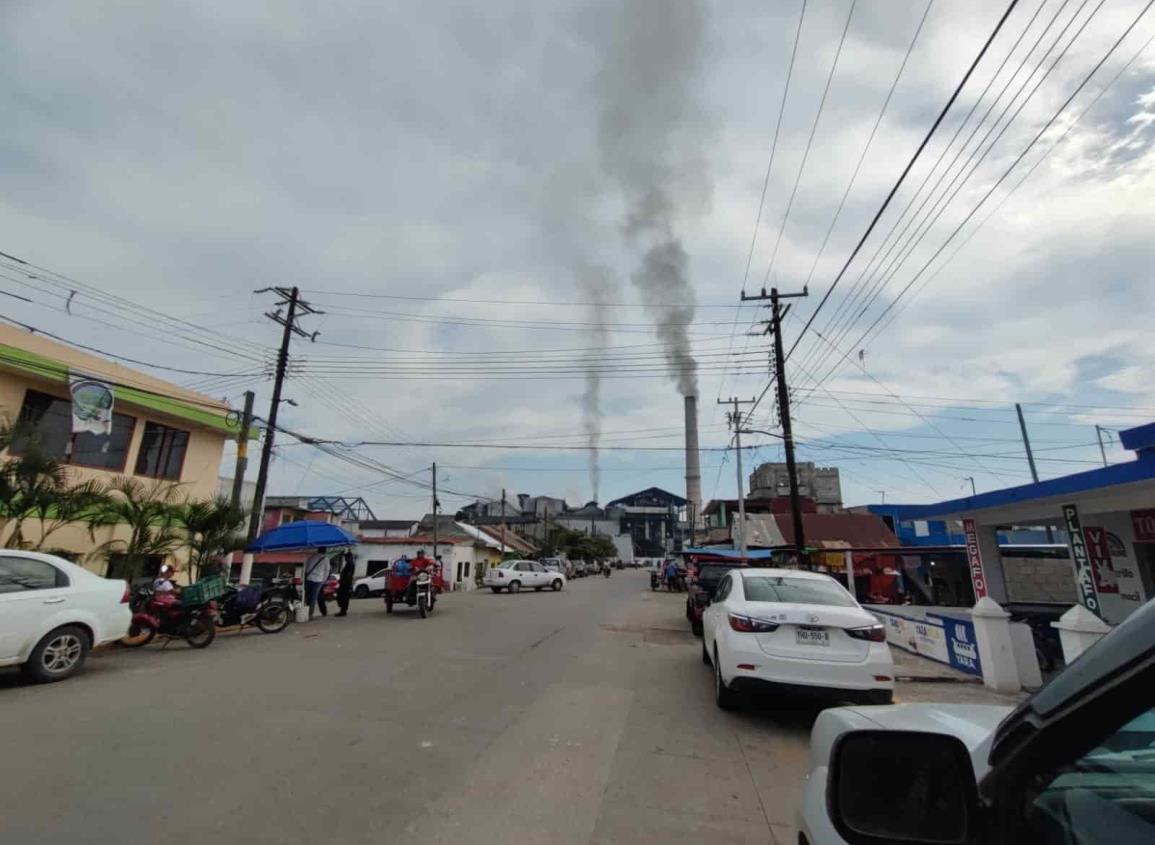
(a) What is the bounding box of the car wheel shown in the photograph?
[354,585,370,599]
[551,579,563,591]
[691,618,703,637]
[490,587,503,593]
[508,580,521,593]
[714,648,739,710]
[701,639,711,665]
[24,625,90,683]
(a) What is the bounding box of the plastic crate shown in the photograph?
[182,575,227,606]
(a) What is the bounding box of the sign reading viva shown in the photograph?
[962,518,988,600]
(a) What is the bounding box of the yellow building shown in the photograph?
[0,323,240,575]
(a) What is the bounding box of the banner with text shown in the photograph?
[962,518,988,600]
[1063,503,1104,618]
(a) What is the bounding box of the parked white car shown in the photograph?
[0,551,131,683]
[352,566,391,598]
[798,594,1155,845]
[701,568,894,709]
[485,560,566,593]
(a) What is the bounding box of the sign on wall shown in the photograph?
[962,518,988,600]
[1132,509,1155,543]
[872,609,982,677]
[1083,526,1119,595]
[68,374,115,436]
[1062,503,1104,619]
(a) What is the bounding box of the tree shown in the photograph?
[175,497,246,582]
[89,477,184,580]
[28,478,109,551]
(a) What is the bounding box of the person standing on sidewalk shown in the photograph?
[335,551,355,617]
[304,546,331,619]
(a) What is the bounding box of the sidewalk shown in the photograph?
[890,646,1028,706]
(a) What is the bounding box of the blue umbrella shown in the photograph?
[246,520,357,553]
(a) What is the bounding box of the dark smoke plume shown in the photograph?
[578,265,613,501]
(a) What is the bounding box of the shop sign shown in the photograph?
[930,613,983,677]
[1063,503,1103,619]
[962,518,988,599]
[1084,526,1119,594]
[1132,509,1155,543]
[68,373,115,436]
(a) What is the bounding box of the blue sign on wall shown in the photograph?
[928,613,982,676]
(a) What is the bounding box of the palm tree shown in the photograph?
[31,478,110,551]
[1,444,71,548]
[89,477,184,580]
[175,497,247,581]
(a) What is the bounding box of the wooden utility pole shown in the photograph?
[431,461,439,569]
[500,488,507,557]
[246,287,321,542]
[230,390,255,511]
[1096,425,1110,467]
[744,286,810,567]
[1016,402,1040,483]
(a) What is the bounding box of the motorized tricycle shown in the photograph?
[122,577,222,648]
[384,556,445,618]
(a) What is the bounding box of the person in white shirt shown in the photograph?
[304,547,331,619]
[152,564,177,594]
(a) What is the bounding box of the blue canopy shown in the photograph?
[680,547,777,561]
[246,520,357,553]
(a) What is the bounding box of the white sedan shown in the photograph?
[352,566,391,598]
[701,568,894,709]
[484,560,566,593]
[0,551,131,683]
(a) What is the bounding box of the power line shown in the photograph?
[783,0,1022,362]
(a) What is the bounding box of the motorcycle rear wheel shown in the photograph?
[121,622,156,648]
[257,603,290,634]
[184,617,216,648]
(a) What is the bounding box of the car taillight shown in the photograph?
[728,614,779,633]
[847,624,886,642]
[121,587,131,603]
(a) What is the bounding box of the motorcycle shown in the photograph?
[384,561,444,618]
[603,565,612,579]
[650,570,661,591]
[122,586,217,649]
[215,583,291,634]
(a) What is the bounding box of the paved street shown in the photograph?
[0,572,1017,845]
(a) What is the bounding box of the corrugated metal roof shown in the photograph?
[773,513,899,548]
[743,513,787,548]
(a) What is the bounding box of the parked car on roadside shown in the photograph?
[352,566,391,598]
[0,551,131,683]
[540,557,572,579]
[798,594,1155,845]
[485,560,566,593]
[702,568,894,709]
[571,560,589,578]
[686,561,746,636]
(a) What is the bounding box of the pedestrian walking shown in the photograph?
[336,551,355,616]
[304,546,331,619]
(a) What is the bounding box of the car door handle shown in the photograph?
[43,598,66,604]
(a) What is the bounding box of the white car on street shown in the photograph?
[352,566,391,598]
[798,594,1155,845]
[701,568,894,709]
[0,551,131,683]
[485,560,566,593]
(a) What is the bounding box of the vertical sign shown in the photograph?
[962,518,988,600]
[1062,503,1103,618]
[1084,526,1119,594]
[1131,509,1155,543]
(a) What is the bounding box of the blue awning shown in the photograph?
[680,547,777,561]
[246,520,357,552]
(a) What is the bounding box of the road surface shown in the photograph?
[0,570,992,844]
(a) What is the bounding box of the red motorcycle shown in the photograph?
[122,584,218,649]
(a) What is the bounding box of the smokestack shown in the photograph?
[684,395,702,526]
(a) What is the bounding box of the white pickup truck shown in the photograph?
[799,597,1155,845]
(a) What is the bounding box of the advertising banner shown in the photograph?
[1132,509,1155,543]
[872,609,983,677]
[68,374,115,436]
[1063,503,1103,618]
[1083,526,1119,594]
[929,613,983,676]
[962,517,988,599]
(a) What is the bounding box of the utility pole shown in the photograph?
[247,286,321,543]
[1095,425,1110,467]
[230,390,255,511]
[431,462,439,574]
[718,397,755,560]
[964,476,977,497]
[1016,402,1040,484]
[500,488,507,558]
[744,285,809,567]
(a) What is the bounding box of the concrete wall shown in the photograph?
[1003,556,1077,604]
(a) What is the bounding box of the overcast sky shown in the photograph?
[1,0,1153,518]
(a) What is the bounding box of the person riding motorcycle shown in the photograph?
[152,564,179,594]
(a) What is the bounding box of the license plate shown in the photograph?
[796,627,830,646]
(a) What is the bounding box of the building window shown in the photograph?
[134,421,189,480]
[914,520,930,537]
[9,389,135,471]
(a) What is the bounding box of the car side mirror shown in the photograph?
[829,730,977,845]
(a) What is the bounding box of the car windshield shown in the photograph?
[742,576,856,607]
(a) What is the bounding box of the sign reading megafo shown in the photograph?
[962,518,988,600]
